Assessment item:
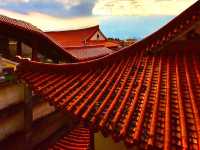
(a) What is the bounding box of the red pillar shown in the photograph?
[0,37,10,57]
[16,41,22,56]
[32,41,38,61]
[23,85,33,150]
[90,129,95,150]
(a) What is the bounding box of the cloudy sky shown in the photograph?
[0,0,198,39]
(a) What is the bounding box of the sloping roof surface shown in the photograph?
[87,40,120,48]
[66,46,113,61]
[48,127,93,150]
[17,49,200,149]
[16,1,200,149]
[46,26,101,47]
[0,15,41,32]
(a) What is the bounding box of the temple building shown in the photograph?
[0,1,199,150]
[46,26,121,61]
[46,25,121,50]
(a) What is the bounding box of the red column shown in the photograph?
[23,85,33,150]
[32,41,38,61]
[90,129,95,150]
[16,41,22,56]
[0,37,9,57]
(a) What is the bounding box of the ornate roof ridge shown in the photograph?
[45,25,99,33]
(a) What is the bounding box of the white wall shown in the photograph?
[0,84,24,110]
[95,132,139,150]
[22,43,32,58]
[9,40,17,57]
[90,31,106,41]
[0,83,56,141]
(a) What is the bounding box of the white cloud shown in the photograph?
[55,0,82,9]
[0,0,82,9]
[92,0,198,16]
[0,0,29,5]
[0,9,101,31]
[0,0,29,2]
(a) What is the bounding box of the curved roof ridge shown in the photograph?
[0,15,78,61]
[0,14,42,32]
[17,42,200,149]
[17,0,200,71]
[46,25,99,33]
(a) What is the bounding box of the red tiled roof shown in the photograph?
[104,41,120,48]
[16,1,200,150]
[45,25,104,47]
[87,41,120,48]
[16,49,200,149]
[66,46,113,61]
[48,127,93,150]
[0,15,77,62]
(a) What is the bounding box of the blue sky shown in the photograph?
[0,0,197,39]
[100,15,174,39]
